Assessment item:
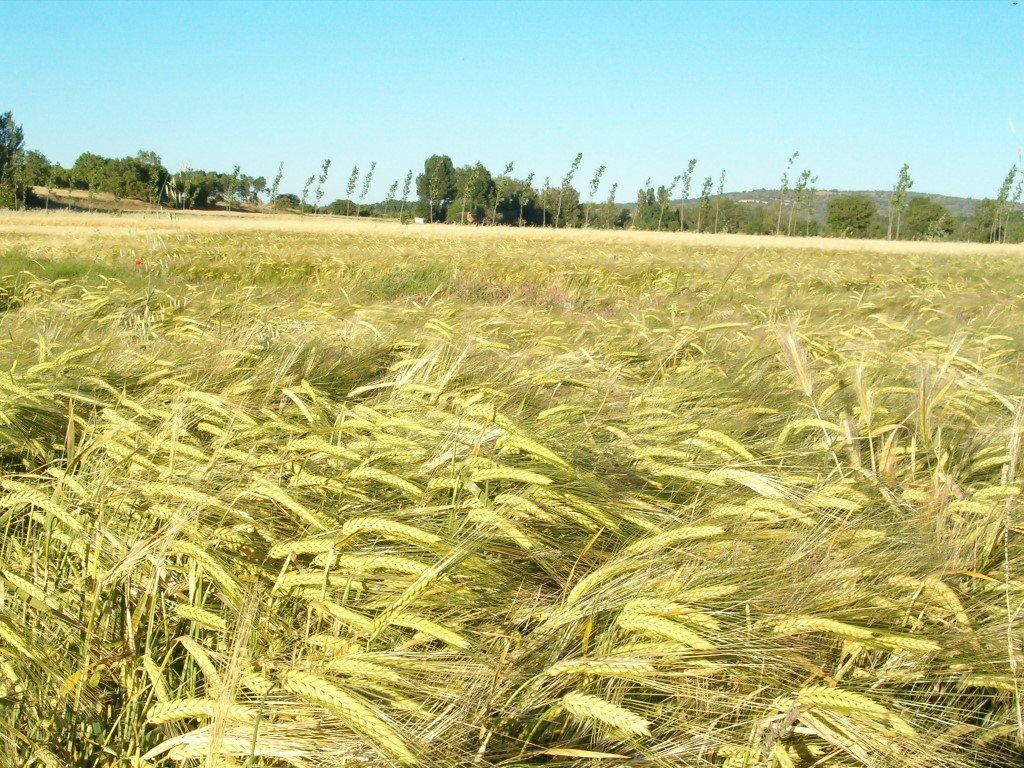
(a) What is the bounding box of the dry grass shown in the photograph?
[0,215,1022,767]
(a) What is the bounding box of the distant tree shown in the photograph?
[600,183,626,229]
[657,174,681,232]
[20,149,50,187]
[492,161,514,224]
[251,176,267,206]
[358,161,375,216]
[300,174,315,216]
[274,193,300,210]
[826,194,876,237]
[775,151,799,235]
[713,169,726,233]
[399,169,413,222]
[798,174,818,236]
[886,163,913,240]
[584,164,605,228]
[314,159,331,214]
[697,176,713,232]
[0,112,25,208]
[991,166,1016,243]
[678,159,697,230]
[903,197,954,240]
[225,165,240,211]
[345,165,359,216]
[269,162,284,207]
[416,154,456,222]
[554,152,582,228]
[384,179,398,217]
[633,179,655,229]
[539,176,552,227]
[518,172,535,226]
[454,162,492,224]
[788,169,813,236]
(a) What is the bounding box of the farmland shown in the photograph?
[0,211,1022,767]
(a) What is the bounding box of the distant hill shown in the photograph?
[725,189,980,222]
[620,189,984,221]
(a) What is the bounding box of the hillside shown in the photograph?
[725,188,980,222]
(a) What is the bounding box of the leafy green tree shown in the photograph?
[274,192,300,210]
[454,162,492,223]
[887,163,913,240]
[416,155,456,222]
[492,161,514,225]
[0,111,25,208]
[826,194,876,237]
[902,197,954,240]
[251,176,267,206]
[22,150,51,187]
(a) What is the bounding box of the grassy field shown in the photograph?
[1,210,1022,767]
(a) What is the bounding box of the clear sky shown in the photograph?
[3,0,1023,202]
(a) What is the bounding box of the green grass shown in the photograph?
[0,222,1022,767]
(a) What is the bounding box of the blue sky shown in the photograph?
[3,0,1022,201]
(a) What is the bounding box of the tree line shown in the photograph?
[1,111,1022,243]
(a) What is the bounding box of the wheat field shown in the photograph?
[0,211,1022,767]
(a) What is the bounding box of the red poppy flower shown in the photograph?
[135,259,144,266]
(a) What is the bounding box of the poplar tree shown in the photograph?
[384,180,398,217]
[399,169,413,222]
[584,164,606,228]
[225,165,240,211]
[697,176,713,232]
[518,172,535,226]
[602,182,618,229]
[678,159,697,231]
[541,177,550,227]
[714,170,726,233]
[358,161,375,216]
[346,165,359,216]
[314,159,331,214]
[887,164,913,240]
[269,162,284,207]
[555,152,582,228]
[992,166,1016,243]
[492,161,514,224]
[788,169,812,236]
[657,174,681,231]
[775,151,799,235]
[300,174,314,216]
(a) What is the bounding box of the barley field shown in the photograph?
[1,211,1022,767]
